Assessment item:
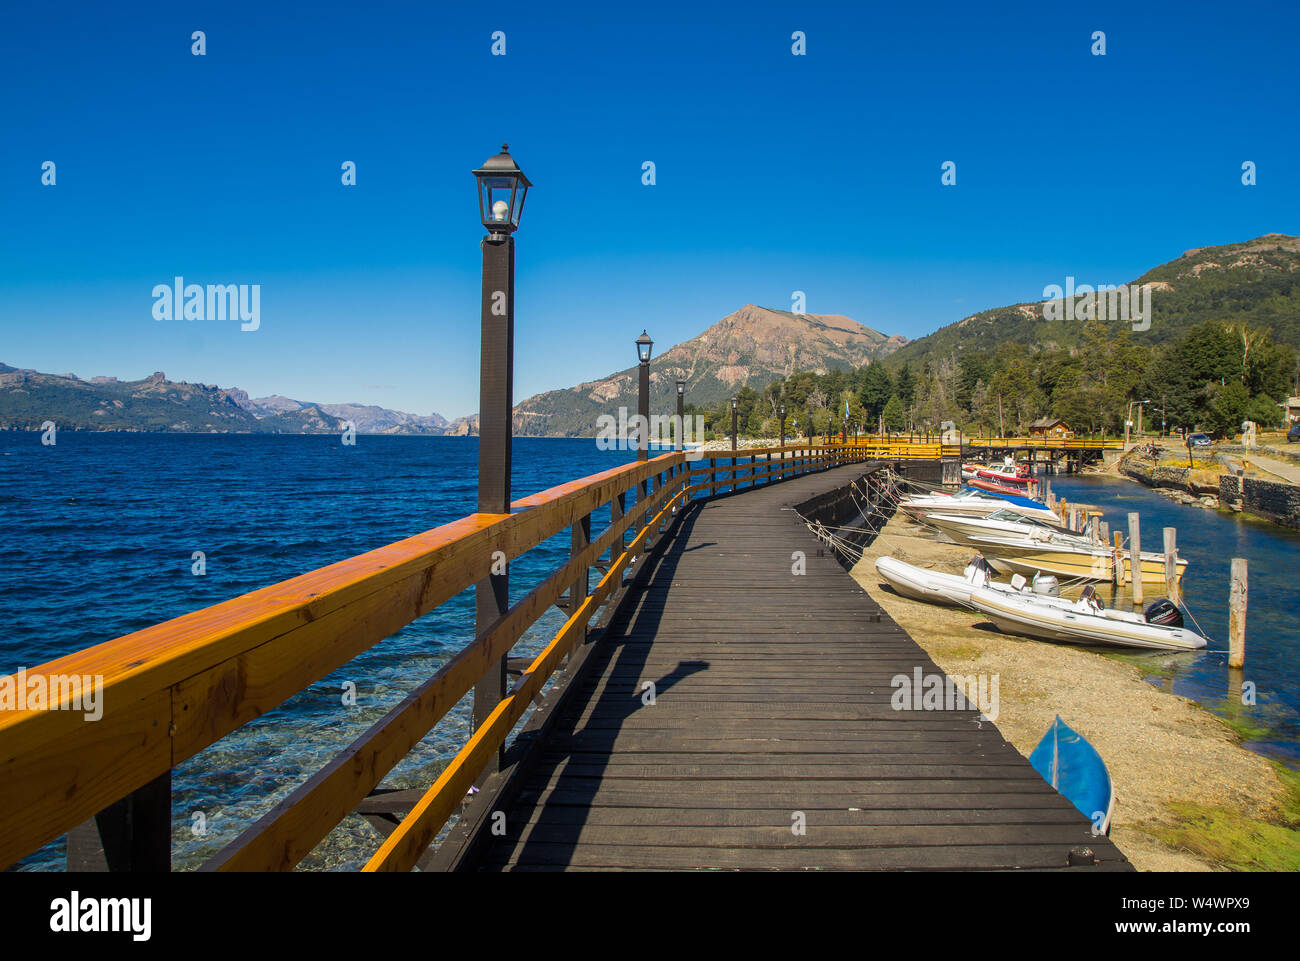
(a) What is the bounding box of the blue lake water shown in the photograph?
[1048,475,1300,770]
[2,436,1296,871]
[0,432,640,871]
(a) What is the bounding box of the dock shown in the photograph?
[435,464,1130,871]
[0,444,1130,872]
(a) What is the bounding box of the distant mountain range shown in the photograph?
[883,233,1300,372]
[7,234,1296,436]
[0,366,451,434]
[1,304,905,436]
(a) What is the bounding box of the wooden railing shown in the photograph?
[966,437,1124,450]
[0,442,891,872]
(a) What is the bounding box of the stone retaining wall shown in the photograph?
[1219,474,1300,530]
[1119,457,1219,495]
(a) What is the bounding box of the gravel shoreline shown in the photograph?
[848,511,1290,871]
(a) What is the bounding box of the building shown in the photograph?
[1284,397,1300,423]
[1028,417,1073,438]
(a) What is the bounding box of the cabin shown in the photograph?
[1284,397,1300,423]
[1028,417,1073,439]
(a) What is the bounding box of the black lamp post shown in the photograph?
[676,379,686,451]
[471,143,530,768]
[779,403,787,449]
[636,331,653,461]
[730,397,738,451]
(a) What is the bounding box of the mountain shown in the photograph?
[507,305,907,436]
[0,366,450,434]
[883,233,1300,372]
[230,393,450,434]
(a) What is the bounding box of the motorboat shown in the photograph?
[922,506,1073,544]
[874,554,1065,608]
[974,464,1030,485]
[966,530,1187,585]
[968,586,1208,651]
[967,477,1030,497]
[899,487,1060,526]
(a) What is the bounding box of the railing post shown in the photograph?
[473,225,514,775]
[641,471,653,545]
[67,770,172,871]
[568,512,592,658]
[611,487,626,555]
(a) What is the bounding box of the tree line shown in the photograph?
[690,319,1298,440]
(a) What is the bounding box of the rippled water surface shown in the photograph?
[1,432,638,870]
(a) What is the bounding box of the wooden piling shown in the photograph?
[1100,519,1109,549]
[1162,527,1180,606]
[1112,530,1125,587]
[1229,558,1247,668]
[1128,512,1143,605]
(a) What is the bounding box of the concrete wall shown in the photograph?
[1219,473,1300,530]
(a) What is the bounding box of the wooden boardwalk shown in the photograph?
[461,464,1132,871]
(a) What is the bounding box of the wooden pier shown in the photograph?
[436,464,1129,871]
[0,443,1129,872]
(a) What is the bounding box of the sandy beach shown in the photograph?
[848,510,1294,871]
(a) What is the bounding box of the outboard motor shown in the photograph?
[1144,599,1184,627]
[1031,572,1060,596]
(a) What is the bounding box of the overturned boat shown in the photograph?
[1030,716,1116,835]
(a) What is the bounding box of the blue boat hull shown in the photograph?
[1029,716,1115,835]
[960,486,1047,511]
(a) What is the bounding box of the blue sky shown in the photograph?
[1,0,1296,418]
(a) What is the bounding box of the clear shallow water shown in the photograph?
[0,432,638,870]
[1048,475,1300,770]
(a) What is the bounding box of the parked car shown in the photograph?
[1188,433,1213,449]
[1288,423,1300,443]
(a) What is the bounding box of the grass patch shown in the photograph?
[1137,760,1300,871]
[938,643,982,661]
[1145,802,1300,871]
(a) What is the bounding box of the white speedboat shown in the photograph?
[968,587,1209,652]
[968,531,1187,585]
[874,555,1066,608]
[923,507,1074,545]
[899,488,1060,526]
